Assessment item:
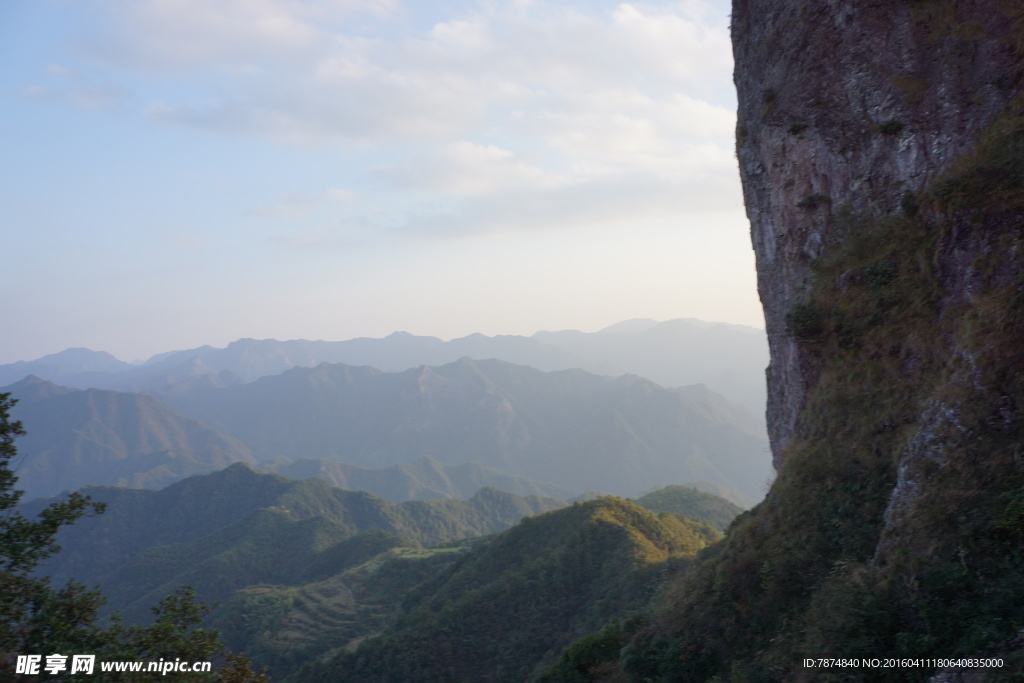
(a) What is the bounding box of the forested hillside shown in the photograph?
[295,498,717,683]
[28,464,565,613]
[21,463,742,680]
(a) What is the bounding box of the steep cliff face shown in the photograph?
[602,2,1024,681]
[734,0,1023,466]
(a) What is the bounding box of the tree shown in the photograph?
[0,392,108,676]
[0,392,268,682]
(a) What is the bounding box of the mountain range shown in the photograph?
[5,375,255,498]
[22,464,568,622]
[299,496,717,683]
[21,465,738,680]
[5,356,769,503]
[0,318,768,419]
[2,319,776,679]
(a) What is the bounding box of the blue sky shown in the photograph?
[1,0,759,364]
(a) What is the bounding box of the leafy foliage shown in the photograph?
[537,618,635,683]
[0,393,265,682]
[0,392,109,676]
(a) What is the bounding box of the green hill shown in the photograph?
[24,464,749,680]
[634,485,745,531]
[294,497,718,683]
[22,463,575,678]
[212,542,470,678]
[28,464,566,614]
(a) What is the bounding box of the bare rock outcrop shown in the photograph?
[734,0,1024,467]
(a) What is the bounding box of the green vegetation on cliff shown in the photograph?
[604,75,1024,683]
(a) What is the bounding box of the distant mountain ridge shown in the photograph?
[0,347,134,385]
[156,357,770,501]
[3,355,769,503]
[5,375,256,499]
[1,377,579,503]
[0,318,768,417]
[260,455,577,502]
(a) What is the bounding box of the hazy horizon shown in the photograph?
[1,314,766,366]
[2,0,760,365]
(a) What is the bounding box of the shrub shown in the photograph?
[797,193,830,209]
[785,302,824,340]
[878,120,905,135]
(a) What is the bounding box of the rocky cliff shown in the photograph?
[595,2,1024,681]
[734,0,1024,467]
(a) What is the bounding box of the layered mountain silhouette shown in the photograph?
[21,465,740,680]
[5,375,255,499]
[4,356,769,502]
[21,464,568,632]
[156,357,770,501]
[0,318,767,417]
[261,455,577,502]
[2,376,573,503]
[0,347,134,386]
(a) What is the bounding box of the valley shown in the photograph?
[2,318,762,681]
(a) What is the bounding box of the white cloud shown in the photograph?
[87,0,397,71]
[268,224,360,248]
[46,64,75,78]
[144,42,488,143]
[76,0,740,237]
[171,234,206,249]
[376,141,570,196]
[23,85,50,99]
[528,89,736,179]
[22,63,129,110]
[429,18,492,52]
[87,0,733,143]
[248,187,355,219]
[608,3,731,83]
[398,167,744,239]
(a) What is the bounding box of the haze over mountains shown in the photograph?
[21,465,737,681]
[7,375,256,498]
[4,318,770,679]
[4,357,768,504]
[21,464,568,620]
[2,318,770,505]
[0,318,768,418]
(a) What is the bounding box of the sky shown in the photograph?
[0,0,760,365]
